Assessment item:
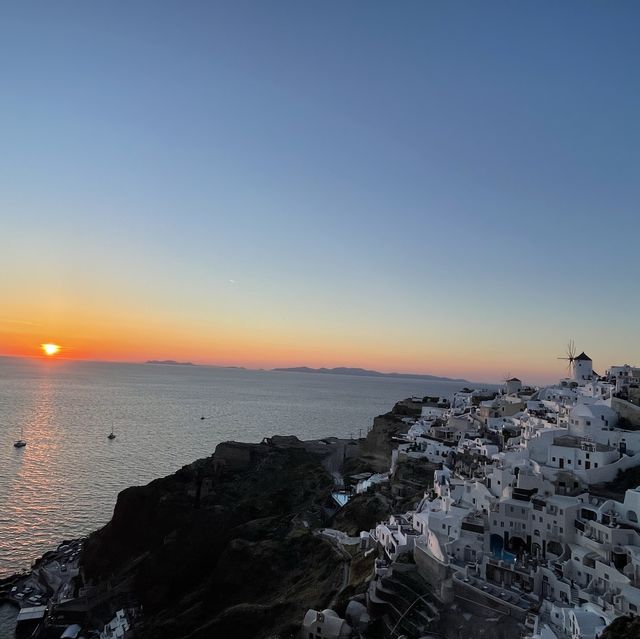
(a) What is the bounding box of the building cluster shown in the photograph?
[365,354,640,638]
[309,353,640,638]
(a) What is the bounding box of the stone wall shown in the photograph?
[413,542,453,603]
[613,397,640,428]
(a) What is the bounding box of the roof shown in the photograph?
[569,609,605,634]
[16,606,47,622]
[570,402,616,420]
[546,494,583,506]
[302,609,351,637]
[575,352,592,361]
[507,377,521,382]
[61,624,82,639]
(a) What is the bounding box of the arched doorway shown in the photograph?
[490,534,504,558]
[506,535,527,555]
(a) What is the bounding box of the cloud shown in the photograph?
[0,318,41,327]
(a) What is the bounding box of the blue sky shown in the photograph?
[1,2,638,382]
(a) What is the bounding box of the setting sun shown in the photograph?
[41,343,61,356]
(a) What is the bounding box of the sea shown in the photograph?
[0,356,480,577]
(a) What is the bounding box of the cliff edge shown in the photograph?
[81,437,344,639]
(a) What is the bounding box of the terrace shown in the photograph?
[452,570,536,611]
[553,435,615,452]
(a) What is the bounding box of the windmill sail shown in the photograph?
[557,340,577,376]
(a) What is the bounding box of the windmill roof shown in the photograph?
[507,377,521,382]
[575,352,592,361]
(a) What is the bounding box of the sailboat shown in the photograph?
[108,425,116,440]
[14,425,26,448]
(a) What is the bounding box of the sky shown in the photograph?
[0,1,639,384]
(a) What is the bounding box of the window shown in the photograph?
[501,522,504,528]
[560,527,563,533]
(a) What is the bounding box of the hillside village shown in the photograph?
[306,351,640,639]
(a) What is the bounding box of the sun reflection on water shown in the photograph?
[8,372,64,549]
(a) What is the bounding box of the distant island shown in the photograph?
[272,366,469,383]
[145,359,196,366]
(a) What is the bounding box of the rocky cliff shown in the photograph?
[79,401,413,639]
[602,616,640,638]
[359,400,419,471]
[81,438,344,639]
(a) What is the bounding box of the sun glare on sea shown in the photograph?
[41,343,61,356]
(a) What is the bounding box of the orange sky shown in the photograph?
[2,270,635,385]
[0,305,591,384]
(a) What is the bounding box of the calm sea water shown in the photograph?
[0,356,474,576]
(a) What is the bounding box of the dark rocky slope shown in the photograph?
[80,401,418,638]
[601,616,640,638]
[359,399,420,471]
[81,438,344,639]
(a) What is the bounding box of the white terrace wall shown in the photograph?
[572,452,640,484]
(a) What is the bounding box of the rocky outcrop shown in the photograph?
[81,438,344,639]
[361,401,417,471]
[332,492,393,537]
[601,616,640,639]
